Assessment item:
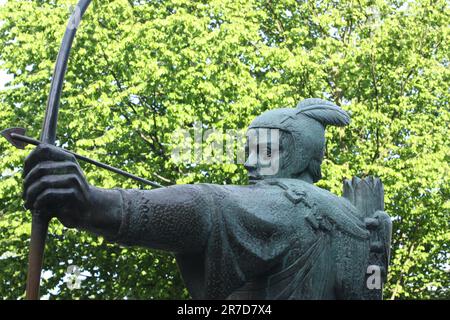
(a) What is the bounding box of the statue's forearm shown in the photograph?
[97,185,212,253]
[77,187,123,239]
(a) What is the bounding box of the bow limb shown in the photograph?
[26,0,92,300]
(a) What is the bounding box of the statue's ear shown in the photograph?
[307,158,322,183]
[278,130,295,169]
[296,98,350,127]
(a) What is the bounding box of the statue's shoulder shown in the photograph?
[261,178,354,209]
[264,179,369,240]
[191,181,366,238]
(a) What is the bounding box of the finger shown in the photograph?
[25,174,88,210]
[33,188,84,212]
[23,161,83,194]
[24,144,76,177]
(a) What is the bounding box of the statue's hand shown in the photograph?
[23,144,95,228]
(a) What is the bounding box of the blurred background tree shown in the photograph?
[0,0,448,299]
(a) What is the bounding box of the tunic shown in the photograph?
[110,178,370,299]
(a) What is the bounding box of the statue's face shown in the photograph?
[244,128,299,183]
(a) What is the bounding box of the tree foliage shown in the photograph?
[0,0,448,299]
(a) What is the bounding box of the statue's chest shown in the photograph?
[227,183,321,253]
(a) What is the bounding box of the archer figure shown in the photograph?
[22,98,391,299]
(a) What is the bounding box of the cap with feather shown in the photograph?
[295,98,350,127]
[249,98,350,131]
[248,98,350,182]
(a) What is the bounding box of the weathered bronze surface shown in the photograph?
[6,0,392,300]
[22,98,392,299]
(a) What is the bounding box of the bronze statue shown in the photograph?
[21,98,392,300]
[2,0,391,300]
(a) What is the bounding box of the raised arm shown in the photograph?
[22,144,212,254]
[111,185,212,252]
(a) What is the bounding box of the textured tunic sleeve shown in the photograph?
[110,184,213,254]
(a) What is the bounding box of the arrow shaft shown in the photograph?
[11,133,163,188]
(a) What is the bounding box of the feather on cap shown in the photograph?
[296,98,350,127]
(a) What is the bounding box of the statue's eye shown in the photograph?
[258,144,271,158]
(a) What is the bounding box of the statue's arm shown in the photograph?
[22,144,212,254]
[108,185,213,253]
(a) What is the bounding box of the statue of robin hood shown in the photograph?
[22,98,391,299]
